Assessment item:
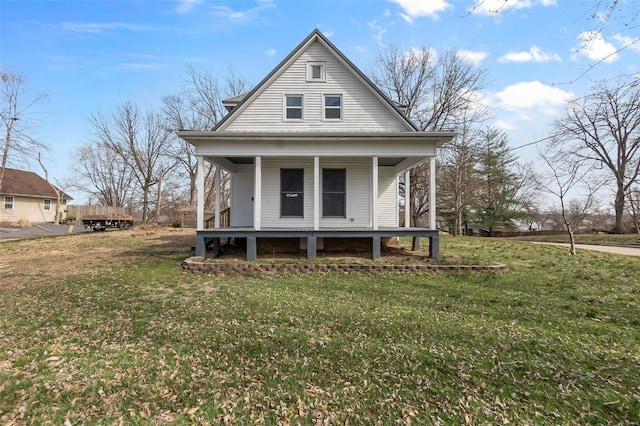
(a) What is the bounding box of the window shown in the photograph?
[44,199,51,211]
[306,61,326,81]
[324,95,342,120]
[285,95,303,120]
[322,169,346,217]
[281,169,304,217]
[4,196,14,210]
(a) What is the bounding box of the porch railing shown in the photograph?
[204,207,230,229]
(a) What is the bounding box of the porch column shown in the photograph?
[372,156,378,231]
[313,156,320,231]
[254,156,262,231]
[197,155,205,231]
[429,156,436,230]
[404,170,411,228]
[214,165,221,228]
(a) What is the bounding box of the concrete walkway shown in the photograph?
[531,242,640,257]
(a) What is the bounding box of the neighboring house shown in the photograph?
[178,29,455,260]
[0,168,72,224]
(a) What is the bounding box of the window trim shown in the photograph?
[284,94,304,121]
[280,168,304,218]
[306,61,326,82]
[43,199,51,211]
[323,94,342,121]
[4,196,14,211]
[322,168,346,218]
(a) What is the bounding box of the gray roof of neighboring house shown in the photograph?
[0,168,72,200]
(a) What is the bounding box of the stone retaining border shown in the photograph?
[181,256,507,274]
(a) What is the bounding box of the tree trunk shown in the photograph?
[568,229,576,256]
[614,185,625,234]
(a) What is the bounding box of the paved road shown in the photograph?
[531,242,640,257]
[0,223,91,240]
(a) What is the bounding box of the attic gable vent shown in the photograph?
[306,61,326,82]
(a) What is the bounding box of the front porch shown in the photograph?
[195,227,440,260]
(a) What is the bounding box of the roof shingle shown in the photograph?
[0,168,72,200]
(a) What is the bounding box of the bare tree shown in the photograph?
[537,147,602,255]
[371,45,488,237]
[1,69,47,191]
[625,186,640,233]
[36,153,67,225]
[88,100,175,223]
[73,141,136,207]
[554,77,640,233]
[163,65,248,209]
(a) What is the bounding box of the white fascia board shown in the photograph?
[194,139,438,158]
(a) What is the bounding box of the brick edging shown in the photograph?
[181,257,507,274]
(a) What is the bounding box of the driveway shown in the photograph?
[0,223,91,240]
[531,242,640,257]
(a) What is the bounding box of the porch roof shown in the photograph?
[177,130,456,146]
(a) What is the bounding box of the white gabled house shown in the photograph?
[178,29,455,260]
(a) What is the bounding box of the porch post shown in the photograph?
[372,156,378,231]
[313,156,320,231]
[429,156,436,230]
[254,156,262,231]
[197,155,205,231]
[404,170,410,228]
[214,165,221,228]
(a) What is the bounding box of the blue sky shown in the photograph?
[2,0,639,196]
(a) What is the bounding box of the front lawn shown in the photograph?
[1,230,638,424]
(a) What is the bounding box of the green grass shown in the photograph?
[1,232,639,424]
[507,232,640,246]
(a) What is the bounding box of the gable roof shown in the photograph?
[0,168,72,200]
[214,29,419,132]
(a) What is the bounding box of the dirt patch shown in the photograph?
[0,227,196,291]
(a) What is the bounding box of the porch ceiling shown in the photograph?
[215,156,406,166]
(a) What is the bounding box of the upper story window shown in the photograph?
[284,95,303,120]
[306,61,326,82]
[4,196,14,210]
[324,95,342,120]
[44,199,51,211]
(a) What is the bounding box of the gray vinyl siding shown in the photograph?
[230,165,254,227]
[224,41,409,132]
[378,167,398,227]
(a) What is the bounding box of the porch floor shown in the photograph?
[195,227,439,260]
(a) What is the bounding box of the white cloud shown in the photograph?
[456,49,488,65]
[498,45,561,63]
[367,20,387,46]
[265,48,277,57]
[613,34,640,53]
[211,0,275,21]
[62,22,151,33]
[176,0,202,14]
[494,119,518,131]
[470,0,556,16]
[575,31,619,63]
[494,81,573,117]
[388,0,451,22]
